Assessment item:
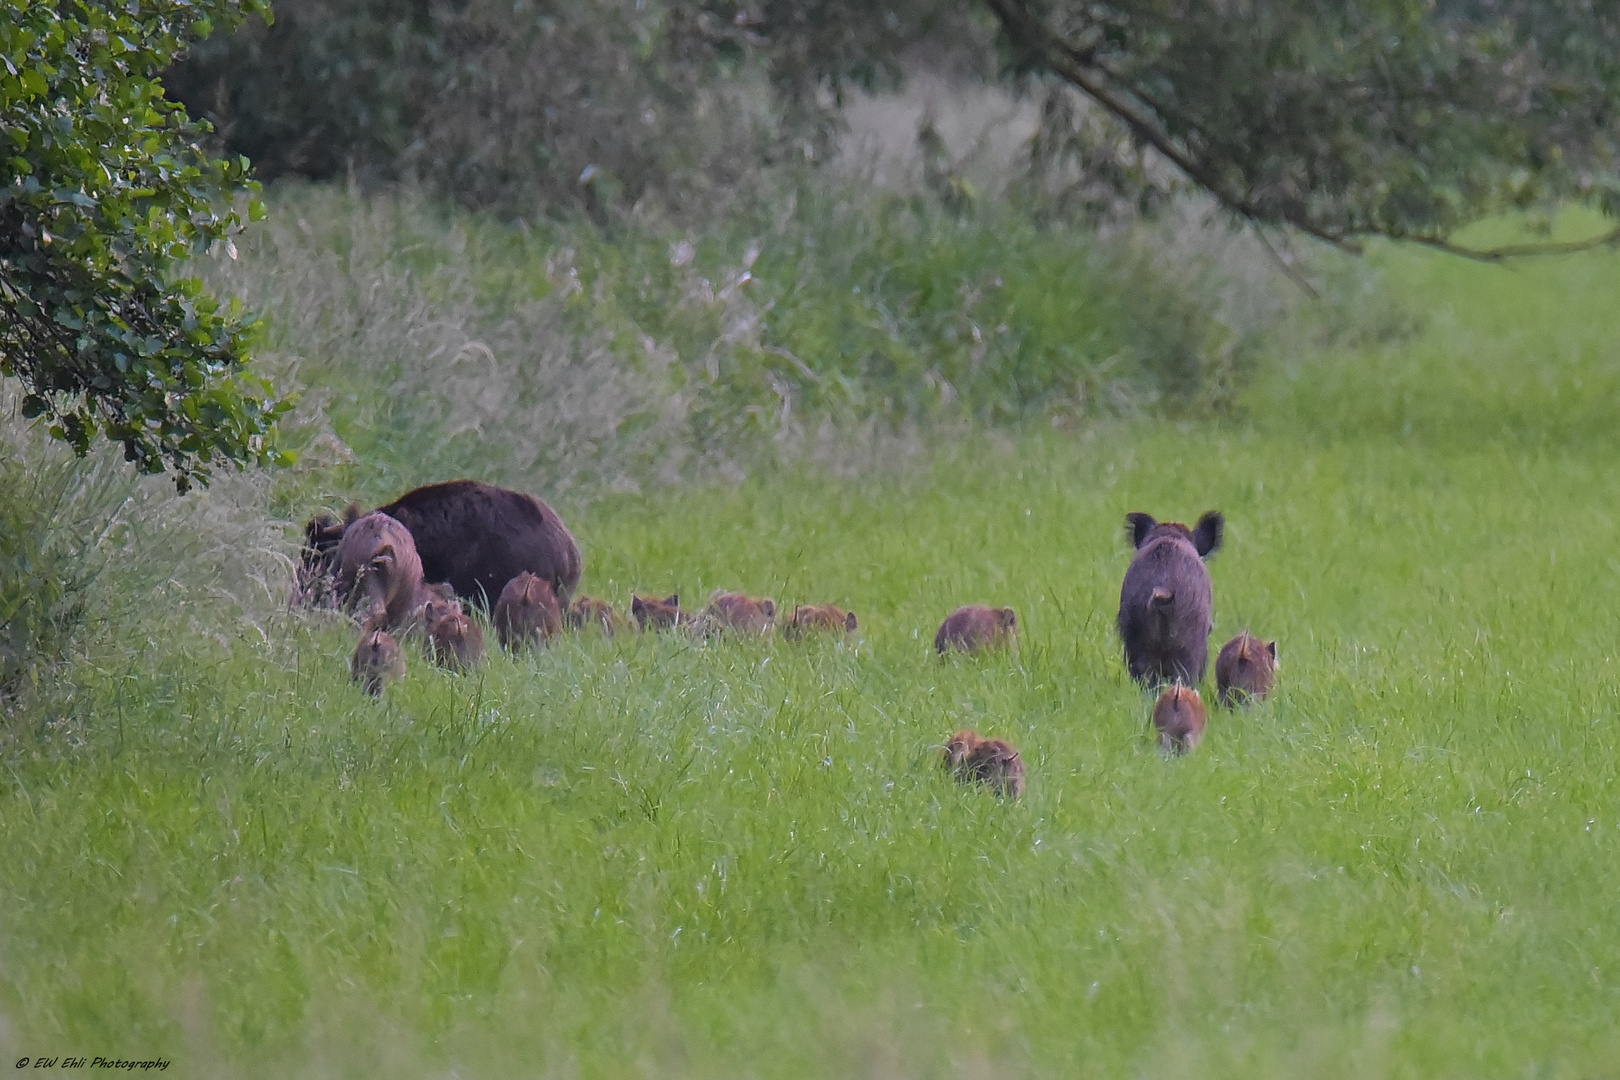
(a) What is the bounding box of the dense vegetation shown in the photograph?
[200,183,1285,507]
[172,0,1620,254]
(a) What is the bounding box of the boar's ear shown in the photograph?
[1267,640,1278,665]
[343,502,364,526]
[631,596,647,616]
[1193,511,1224,557]
[846,611,859,632]
[370,543,395,569]
[760,599,776,618]
[999,608,1018,628]
[664,594,679,607]
[1126,512,1157,548]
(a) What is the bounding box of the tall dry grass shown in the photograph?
[0,386,292,704]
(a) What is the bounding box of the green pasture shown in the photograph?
[3,232,1620,1077]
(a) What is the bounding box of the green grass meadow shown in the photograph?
[4,234,1620,1076]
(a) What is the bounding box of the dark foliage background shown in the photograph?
[169,0,1620,249]
[165,0,984,214]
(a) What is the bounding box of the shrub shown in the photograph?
[195,179,1283,504]
[1,0,290,491]
[165,0,805,216]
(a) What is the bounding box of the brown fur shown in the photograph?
[425,601,486,672]
[934,605,1018,654]
[703,591,777,635]
[350,626,406,697]
[493,572,563,651]
[566,595,627,636]
[376,480,582,609]
[783,603,859,640]
[1215,632,1278,707]
[301,480,582,613]
[942,730,1026,798]
[631,593,689,632]
[1118,510,1223,687]
[1153,685,1208,754]
[336,512,440,632]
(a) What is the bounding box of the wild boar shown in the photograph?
[935,605,1018,654]
[493,572,563,651]
[337,511,436,633]
[703,591,777,635]
[943,730,1026,798]
[1215,632,1277,706]
[301,479,582,612]
[566,595,627,636]
[350,626,406,697]
[1117,511,1223,686]
[782,603,859,640]
[631,594,689,632]
[1153,684,1208,754]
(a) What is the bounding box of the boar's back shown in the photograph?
[377,479,582,609]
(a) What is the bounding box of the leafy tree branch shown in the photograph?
[1,0,291,492]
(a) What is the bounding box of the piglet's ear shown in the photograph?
[1193,511,1224,558]
[845,611,859,632]
[1126,512,1157,549]
[760,599,776,618]
[665,594,679,607]
[1267,640,1278,664]
[631,597,647,615]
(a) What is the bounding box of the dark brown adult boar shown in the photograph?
[377,480,581,609]
[783,603,859,640]
[943,730,1027,798]
[703,592,777,635]
[1153,685,1208,754]
[1215,632,1278,707]
[1117,511,1223,686]
[935,605,1018,654]
[302,480,582,612]
[567,595,627,636]
[493,572,563,651]
[337,511,437,632]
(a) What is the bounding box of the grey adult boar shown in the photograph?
[1117,511,1223,686]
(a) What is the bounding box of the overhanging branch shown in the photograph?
[1401,225,1620,262]
[980,0,1359,250]
[979,0,1620,265]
